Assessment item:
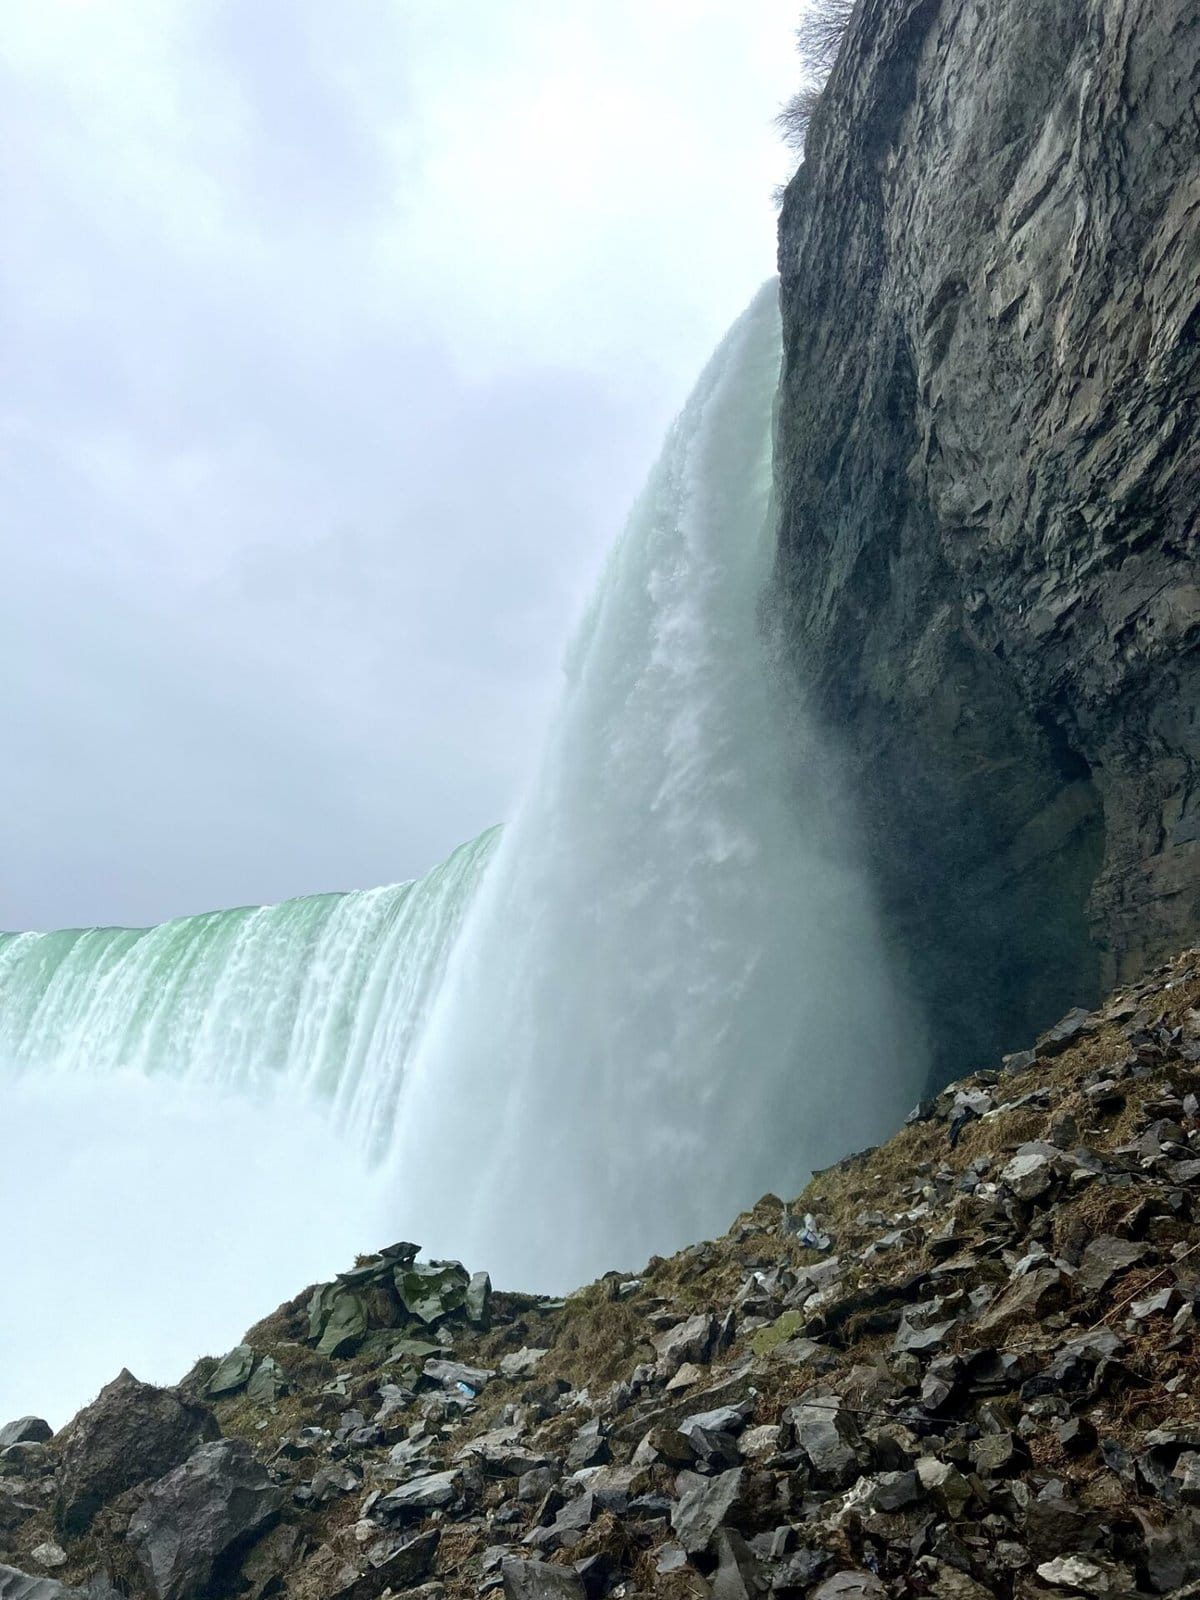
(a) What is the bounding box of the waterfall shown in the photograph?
[386,282,924,1287]
[0,829,498,1159]
[0,280,925,1323]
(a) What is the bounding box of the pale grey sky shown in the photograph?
[1,0,802,930]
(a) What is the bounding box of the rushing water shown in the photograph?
[1,283,925,1391]
[385,282,923,1285]
[0,829,497,1160]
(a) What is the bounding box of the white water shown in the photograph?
[387,283,923,1286]
[0,282,924,1417]
[0,829,497,1159]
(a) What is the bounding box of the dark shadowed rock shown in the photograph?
[327,1531,439,1600]
[127,1438,282,1600]
[56,1371,218,1537]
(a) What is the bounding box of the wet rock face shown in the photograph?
[774,0,1199,1086]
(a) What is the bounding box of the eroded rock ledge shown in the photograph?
[5,952,1200,1597]
[773,0,1199,1084]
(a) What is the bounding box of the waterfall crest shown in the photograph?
[0,830,498,1159]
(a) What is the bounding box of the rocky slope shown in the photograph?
[6,953,1200,1598]
[773,0,1200,1086]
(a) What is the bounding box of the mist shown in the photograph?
[0,1074,388,1426]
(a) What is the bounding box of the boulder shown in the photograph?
[327,1531,439,1600]
[670,1468,745,1555]
[423,1358,495,1393]
[1000,1142,1064,1200]
[565,1418,610,1472]
[374,1469,460,1520]
[975,1269,1070,1337]
[126,1438,283,1600]
[501,1559,586,1599]
[206,1345,256,1398]
[0,1570,99,1600]
[1,1443,51,1478]
[653,1314,717,1378]
[789,1398,861,1485]
[466,1271,492,1327]
[812,1575,886,1600]
[1077,1236,1148,1296]
[499,1348,548,1381]
[308,1283,368,1358]
[244,1357,286,1404]
[395,1260,470,1325]
[56,1370,218,1537]
[0,1421,51,1453]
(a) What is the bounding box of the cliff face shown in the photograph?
[774,0,1200,1085]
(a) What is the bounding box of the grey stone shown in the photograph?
[0,1491,37,1534]
[127,1438,282,1600]
[916,1458,972,1517]
[653,1313,717,1378]
[670,1468,745,1555]
[0,1443,50,1477]
[244,1356,286,1404]
[975,1268,1069,1336]
[499,1348,548,1381]
[395,1260,470,1325]
[27,1551,65,1574]
[308,1283,368,1358]
[1036,1009,1097,1059]
[329,1531,440,1600]
[788,1399,860,1485]
[457,1427,548,1476]
[1000,1143,1062,1200]
[711,1528,759,1600]
[308,1464,360,1504]
[423,1358,494,1393]
[565,1418,609,1473]
[1077,1236,1148,1295]
[0,1421,51,1453]
[892,1316,955,1354]
[375,1469,460,1519]
[970,1432,1029,1477]
[860,1470,920,1511]
[206,1345,256,1398]
[811,1574,886,1600]
[0,1570,92,1600]
[56,1370,218,1536]
[500,1558,585,1599]
[1036,1556,1137,1597]
[465,1271,492,1327]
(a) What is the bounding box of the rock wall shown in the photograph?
[774,0,1200,1085]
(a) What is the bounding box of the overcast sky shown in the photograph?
[1,0,802,931]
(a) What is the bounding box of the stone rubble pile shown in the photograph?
[4,953,1200,1599]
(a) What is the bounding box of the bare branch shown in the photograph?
[796,0,857,76]
[775,0,858,160]
[775,82,825,155]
